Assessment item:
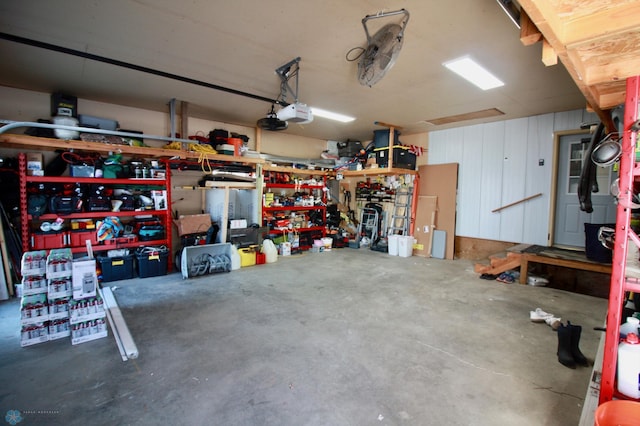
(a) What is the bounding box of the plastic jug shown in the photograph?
[230,245,241,270]
[620,316,640,338]
[617,332,640,399]
[261,239,278,263]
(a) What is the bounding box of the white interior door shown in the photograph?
[553,132,617,248]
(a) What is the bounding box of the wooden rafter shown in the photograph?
[517,0,640,132]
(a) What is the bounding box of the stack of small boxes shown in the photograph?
[46,249,73,341]
[19,248,107,347]
[20,250,50,346]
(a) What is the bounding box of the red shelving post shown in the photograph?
[18,153,29,254]
[599,75,640,404]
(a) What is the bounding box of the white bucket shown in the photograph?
[387,235,399,256]
[617,332,640,398]
[398,236,415,258]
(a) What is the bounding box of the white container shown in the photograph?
[52,115,79,139]
[398,236,415,258]
[387,235,399,256]
[230,245,241,270]
[620,317,640,337]
[262,240,278,264]
[321,237,333,249]
[617,332,640,398]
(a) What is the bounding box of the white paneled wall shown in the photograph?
[429,109,598,245]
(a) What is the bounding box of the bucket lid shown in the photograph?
[624,332,639,344]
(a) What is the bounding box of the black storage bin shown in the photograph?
[97,254,135,282]
[136,249,169,278]
[374,146,416,170]
[584,223,614,263]
[373,129,400,148]
[337,140,364,157]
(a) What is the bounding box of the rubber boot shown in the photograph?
[568,321,589,366]
[557,323,576,368]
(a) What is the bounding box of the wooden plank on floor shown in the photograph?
[579,322,605,426]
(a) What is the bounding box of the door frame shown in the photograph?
[547,129,588,248]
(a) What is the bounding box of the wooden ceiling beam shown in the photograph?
[561,3,640,47]
[517,0,617,132]
[519,9,542,46]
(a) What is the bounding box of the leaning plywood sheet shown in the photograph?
[418,163,458,260]
[413,196,437,258]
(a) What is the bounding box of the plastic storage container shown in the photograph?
[617,332,640,398]
[387,235,399,256]
[136,249,169,278]
[398,236,414,257]
[373,129,400,148]
[239,247,256,267]
[374,146,416,170]
[230,245,241,270]
[262,240,278,263]
[97,254,135,282]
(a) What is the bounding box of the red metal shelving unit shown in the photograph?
[599,75,640,404]
[18,153,173,268]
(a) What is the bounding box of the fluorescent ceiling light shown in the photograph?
[443,57,505,90]
[310,107,355,123]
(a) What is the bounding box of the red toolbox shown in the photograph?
[69,229,98,247]
[31,231,67,250]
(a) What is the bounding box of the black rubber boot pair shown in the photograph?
[557,321,589,368]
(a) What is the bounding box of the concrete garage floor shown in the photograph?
[0,249,608,425]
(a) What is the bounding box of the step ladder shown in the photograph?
[388,187,412,235]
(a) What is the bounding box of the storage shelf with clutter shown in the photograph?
[18,151,173,267]
[261,171,328,253]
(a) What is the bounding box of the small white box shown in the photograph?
[229,219,247,229]
[72,259,97,300]
[280,242,291,256]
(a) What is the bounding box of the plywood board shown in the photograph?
[418,163,458,260]
[413,196,437,257]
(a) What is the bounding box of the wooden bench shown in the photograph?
[519,253,612,284]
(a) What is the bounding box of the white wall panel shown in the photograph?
[478,122,505,240]
[429,109,590,246]
[428,132,447,164]
[457,126,483,237]
[523,114,555,245]
[499,118,528,242]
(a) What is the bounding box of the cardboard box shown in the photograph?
[69,297,106,324]
[72,259,97,300]
[48,278,73,300]
[173,214,212,236]
[48,318,71,340]
[21,323,49,347]
[48,297,71,320]
[71,319,108,345]
[26,153,43,176]
[21,293,49,325]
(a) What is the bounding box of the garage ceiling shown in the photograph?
[0,0,591,142]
